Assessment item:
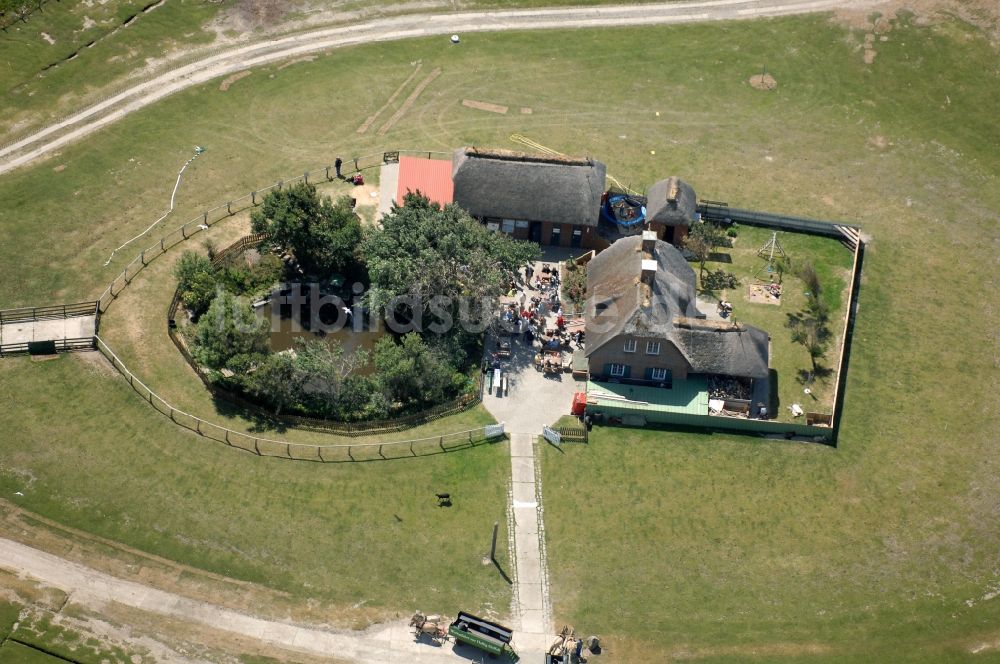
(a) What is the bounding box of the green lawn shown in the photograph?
[0,353,511,616]
[0,7,997,659]
[698,225,855,419]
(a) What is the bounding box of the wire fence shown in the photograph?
[95,335,504,462]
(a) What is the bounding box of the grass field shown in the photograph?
[0,4,998,660]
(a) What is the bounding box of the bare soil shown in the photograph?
[749,73,777,90]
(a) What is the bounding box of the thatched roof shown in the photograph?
[585,235,768,379]
[452,147,606,226]
[646,177,698,227]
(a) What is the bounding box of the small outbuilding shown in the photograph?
[644,176,698,246]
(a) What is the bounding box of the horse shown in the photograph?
[409,611,449,644]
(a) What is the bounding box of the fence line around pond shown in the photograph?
[94,335,504,462]
[81,149,504,458]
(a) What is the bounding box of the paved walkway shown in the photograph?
[0,0,883,175]
[508,432,552,658]
[0,315,96,345]
[481,252,592,660]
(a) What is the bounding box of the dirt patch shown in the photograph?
[749,73,777,90]
[462,99,508,114]
[72,350,119,378]
[868,134,890,150]
[520,107,533,114]
[864,48,878,64]
[747,282,783,305]
[277,54,316,70]
[53,163,66,172]
[219,70,251,91]
[40,32,56,45]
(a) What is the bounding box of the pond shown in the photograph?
[255,294,384,373]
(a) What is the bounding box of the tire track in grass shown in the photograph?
[377,67,442,136]
[356,62,423,134]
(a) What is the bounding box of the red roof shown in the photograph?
[396,156,454,207]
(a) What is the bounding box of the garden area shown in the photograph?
[171,185,538,422]
[684,220,855,421]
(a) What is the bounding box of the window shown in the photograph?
[515,220,530,229]
[501,219,515,233]
[650,368,670,381]
[623,338,637,353]
[610,363,627,377]
[646,341,661,355]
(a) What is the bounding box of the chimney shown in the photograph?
[641,229,657,256]
[641,258,657,286]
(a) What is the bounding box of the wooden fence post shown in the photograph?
[378,444,385,459]
[227,201,232,215]
[286,443,292,458]
[410,440,415,456]
[181,225,187,239]
[325,166,330,181]
[490,521,499,562]
[224,429,230,445]
[196,419,201,435]
[303,171,309,185]
[254,438,261,455]
[160,238,164,252]
[317,447,324,462]
[439,436,446,452]
[140,250,145,265]
[203,211,208,225]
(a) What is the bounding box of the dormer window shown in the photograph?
[623,339,637,353]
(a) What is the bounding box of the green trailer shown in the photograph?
[448,611,520,662]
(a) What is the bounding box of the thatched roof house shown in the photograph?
[585,232,769,381]
[645,177,698,228]
[452,148,606,228]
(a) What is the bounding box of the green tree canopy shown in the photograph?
[362,192,539,324]
[173,251,218,317]
[372,333,464,408]
[191,291,269,370]
[251,182,362,278]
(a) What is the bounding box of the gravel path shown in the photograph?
[0,537,461,664]
[0,0,881,176]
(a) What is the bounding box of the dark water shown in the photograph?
[255,300,383,372]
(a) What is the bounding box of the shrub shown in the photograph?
[173,251,218,317]
[702,269,741,291]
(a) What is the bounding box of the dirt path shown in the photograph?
[0,537,465,664]
[0,0,885,176]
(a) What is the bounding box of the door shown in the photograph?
[529,222,542,243]
[571,228,583,248]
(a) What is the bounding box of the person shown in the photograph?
[335,157,343,179]
[556,314,565,329]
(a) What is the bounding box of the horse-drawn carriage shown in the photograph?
[409,611,449,644]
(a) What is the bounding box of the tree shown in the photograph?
[787,260,832,378]
[684,220,726,279]
[251,183,362,278]
[373,333,463,408]
[191,291,269,370]
[174,251,218,317]
[245,351,300,416]
[362,192,539,329]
